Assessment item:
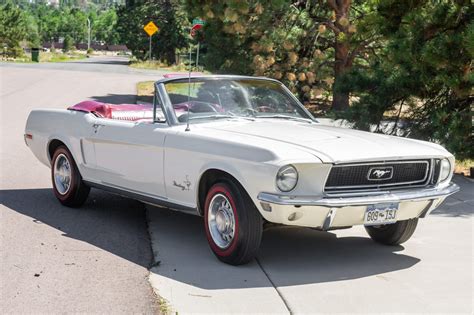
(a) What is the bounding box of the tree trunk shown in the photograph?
[332,39,351,111]
[330,0,352,112]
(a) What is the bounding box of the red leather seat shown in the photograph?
[68,101,153,121]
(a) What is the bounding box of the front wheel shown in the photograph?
[204,181,263,265]
[365,218,419,245]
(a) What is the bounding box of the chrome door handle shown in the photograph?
[92,123,105,133]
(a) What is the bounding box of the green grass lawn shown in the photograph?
[129,60,188,71]
[40,51,87,62]
[129,59,211,73]
[1,51,87,63]
[137,81,155,97]
[136,80,200,101]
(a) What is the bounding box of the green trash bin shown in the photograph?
[31,48,40,62]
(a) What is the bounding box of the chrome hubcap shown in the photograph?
[208,193,235,249]
[53,153,71,195]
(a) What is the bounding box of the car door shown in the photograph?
[85,117,169,198]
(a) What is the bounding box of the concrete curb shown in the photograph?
[146,206,289,314]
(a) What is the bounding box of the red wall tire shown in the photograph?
[51,145,90,207]
[204,180,263,265]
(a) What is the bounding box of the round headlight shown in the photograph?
[439,158,451,182]
[276,165,298,192]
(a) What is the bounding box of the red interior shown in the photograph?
[68,101,154,121]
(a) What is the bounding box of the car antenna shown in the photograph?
[185,43,192,132]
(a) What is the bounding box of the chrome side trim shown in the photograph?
[329,160,429,167]
[257,182,459,208]
[84,180,199,215]
[325,160,430,190]
[79,138,87,165]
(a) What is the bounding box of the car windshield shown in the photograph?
[163,78,313,123]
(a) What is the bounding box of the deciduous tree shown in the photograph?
[117,0,187,63]
[0,2,28,57]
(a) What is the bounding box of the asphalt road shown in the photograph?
[1,56,473,314]
[0,57,168,313]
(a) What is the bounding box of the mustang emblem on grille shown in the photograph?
[367,167,393,180]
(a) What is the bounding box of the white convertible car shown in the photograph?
[25,75,459,265]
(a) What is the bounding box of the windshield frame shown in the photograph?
[154,75,317,126]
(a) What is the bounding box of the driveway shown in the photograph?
[147,177,473,314]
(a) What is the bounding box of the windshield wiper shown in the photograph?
[257,115,313,123]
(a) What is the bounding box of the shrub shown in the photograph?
[63,35,73,52]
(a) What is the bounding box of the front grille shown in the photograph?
[325,160,431,191]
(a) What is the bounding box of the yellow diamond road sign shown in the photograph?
[144,21,159,36]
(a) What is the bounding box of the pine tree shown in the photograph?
[185,1,379,112]
[343,0,473,158]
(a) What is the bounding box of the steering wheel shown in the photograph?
[188,102,218,113]
[256,105,274,113]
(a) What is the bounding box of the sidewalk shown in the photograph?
[146,175,473,313]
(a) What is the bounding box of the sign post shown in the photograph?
[191,18,205,69]
[196,42,200,69]
[143,21,159,61]
[192,18,205,28]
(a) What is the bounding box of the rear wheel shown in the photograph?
[51,145,90,207]
[365,218,418,245]
[204,181,263,265]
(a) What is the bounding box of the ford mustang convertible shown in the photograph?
[25,75,460,265]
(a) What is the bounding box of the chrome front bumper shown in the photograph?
[256,183,460,229]
[258,183,459,208]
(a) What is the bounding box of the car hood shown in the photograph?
[201,120,450,163]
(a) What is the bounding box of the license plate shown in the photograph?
[364,203,398,226]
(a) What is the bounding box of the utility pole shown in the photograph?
[87,18,91,51]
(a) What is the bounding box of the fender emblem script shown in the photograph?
[367,167,393,180]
